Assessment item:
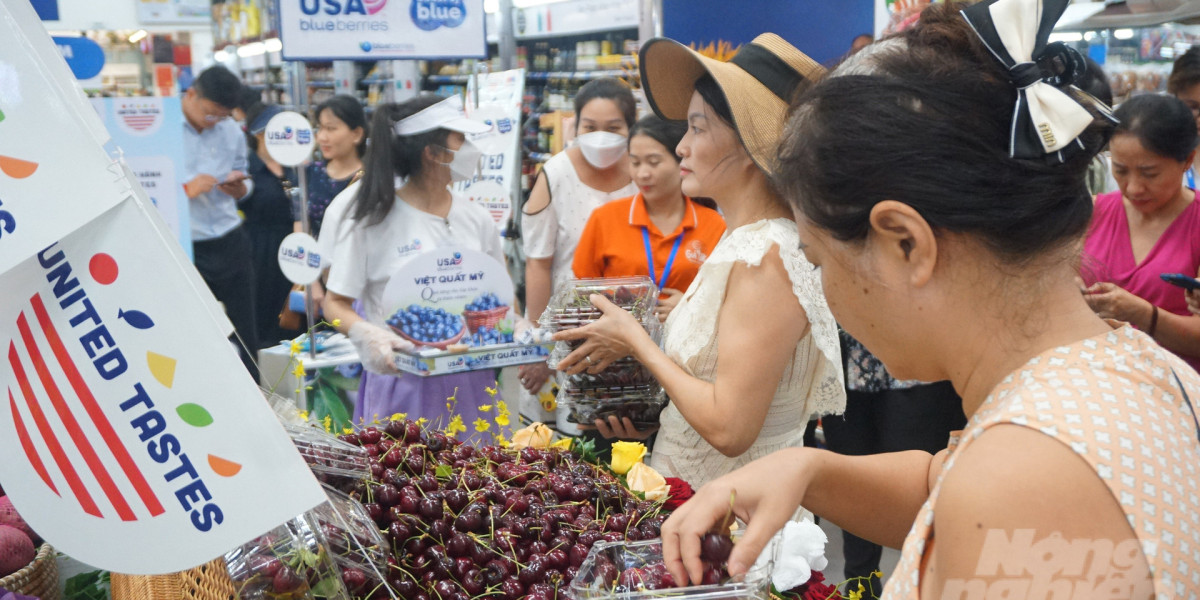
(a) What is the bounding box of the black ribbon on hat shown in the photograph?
[960,0,1116,163]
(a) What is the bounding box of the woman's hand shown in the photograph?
[661,448,812,586]
[655,288,683,323]
[1187,289,1200,317]
[553,294,646,374]
[590,415,658,440]
[518,361,553,393]
[1083,281,1152,323]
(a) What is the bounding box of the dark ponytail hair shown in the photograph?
[775,2,1114,264]
[573,78,637,132]
[1112,94,1199,164]
[315,95,369,158]
[628,115,686,163]
[352,94,451,225]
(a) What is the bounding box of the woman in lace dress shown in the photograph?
[554,34,845,490]
[661,2,1200,597]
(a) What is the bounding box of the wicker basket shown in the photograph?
[110,558,236,600]
[0,543,59,600]
[462,306,508,334]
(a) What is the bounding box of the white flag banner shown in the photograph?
[0,197,326,574]
[0,1,327,574]
[0,0,124,274]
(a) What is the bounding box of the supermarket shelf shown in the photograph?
[425,74,472,84]
[525,70,636,81]
[307,81,335,89]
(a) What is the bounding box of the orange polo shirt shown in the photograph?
[572,194,726,292]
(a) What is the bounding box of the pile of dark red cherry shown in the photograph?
[326,420,734,599]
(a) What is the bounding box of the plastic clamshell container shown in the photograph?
[540,277,660,332]
[569,538,773,600]
[285,422,371,486]
[310,487,389,592]
[224,512,350,600]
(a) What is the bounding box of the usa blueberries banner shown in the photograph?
[279,0,487,60]
[0,1,327,574]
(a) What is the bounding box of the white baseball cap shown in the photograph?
[394,95,490,136]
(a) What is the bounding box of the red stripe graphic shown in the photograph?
[28,294,165,517]
[9,389,59,496]
[17,313,137,521]
[8,343,102,517]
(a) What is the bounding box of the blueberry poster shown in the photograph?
[380,247,517,353]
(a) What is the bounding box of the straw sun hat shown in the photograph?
[638,33,825,176]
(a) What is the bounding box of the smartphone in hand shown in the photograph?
[1160,273,1200,291]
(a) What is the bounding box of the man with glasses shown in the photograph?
[183,65,259,377]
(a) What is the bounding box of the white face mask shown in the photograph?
[575,131,628,169]
[440,140,483,182]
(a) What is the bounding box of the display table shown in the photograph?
[258,335,362,424]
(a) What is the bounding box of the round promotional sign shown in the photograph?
[277,232,324,284]
[263,111,315,167]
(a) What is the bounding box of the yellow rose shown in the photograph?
[511,422,554,449]
[625,462,668,501]
[610,441,647,475]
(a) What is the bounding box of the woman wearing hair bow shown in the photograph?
[324,94,505,436]
[660,1,1200,597]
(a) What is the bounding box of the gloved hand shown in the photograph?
[348,321,413,375]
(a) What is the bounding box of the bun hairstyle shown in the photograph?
[775,2,1115,263]
[352,94,450,225]
[1169,47,1200,96]
[1112,94,1200,164]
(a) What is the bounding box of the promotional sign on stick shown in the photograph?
[263,111,316,168]
[278,232,325,285]
[0,0,327,574]
[381,247,549,375]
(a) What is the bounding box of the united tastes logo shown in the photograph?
[114,100,164,137]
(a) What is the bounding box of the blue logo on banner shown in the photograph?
[52,36,105,80]
[410,0,466,31]
[360,41,373,52]
[31,0,59,20]
[297,128,312,144]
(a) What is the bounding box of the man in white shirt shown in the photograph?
[182,66,259,377]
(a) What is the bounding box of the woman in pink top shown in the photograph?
[658,2,1200,598]
[1081,94,1200,372]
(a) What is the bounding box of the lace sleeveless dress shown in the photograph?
[648,219,845,489]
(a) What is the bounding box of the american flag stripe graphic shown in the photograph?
[28,294,164,517]
[6,293,167,521]
[9,389,59,495]
[8,343,102,517]
[16,312,137,521]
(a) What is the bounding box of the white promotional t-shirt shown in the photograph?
[326,181,504,324]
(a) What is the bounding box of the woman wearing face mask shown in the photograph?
[553,35,845,489]
[572,115,726,325]
[1082,94,1200,372]
[518,77,639,424]
[323,94,504,435]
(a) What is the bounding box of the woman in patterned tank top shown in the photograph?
[659,2,1200,599]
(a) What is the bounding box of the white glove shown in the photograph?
[348,321,413,375]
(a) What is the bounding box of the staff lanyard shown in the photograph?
[643,228,683,290]
[1188,168,1195,190]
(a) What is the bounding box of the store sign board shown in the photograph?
[89,97,191,256]
[0,0,327,574]
[458,70,524,235]
[279,0,487,60]
[52,36,105,80]
[513,0,638,39]
[136,0,211,24]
